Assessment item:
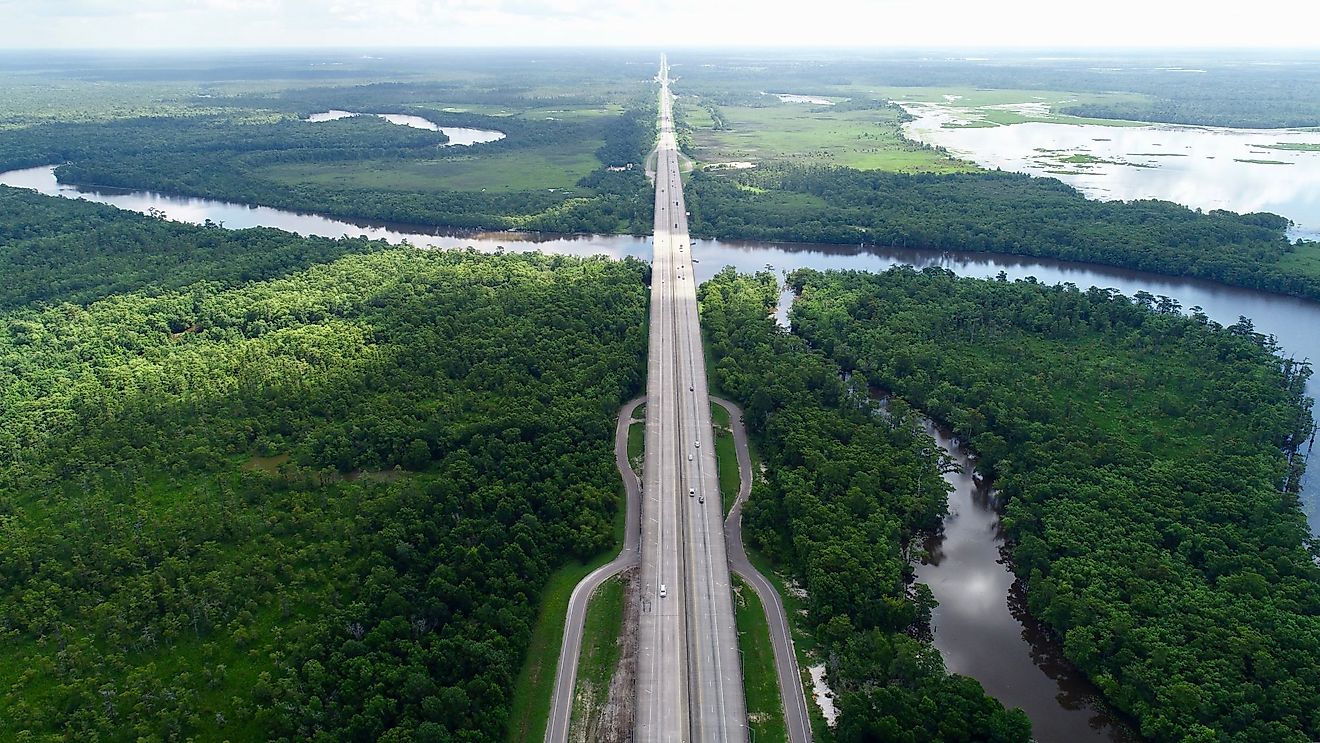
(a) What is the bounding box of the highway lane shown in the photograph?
[715,396,814,743]
[636,54,748,743]
[544,396,644,743]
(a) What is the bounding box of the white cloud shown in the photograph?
[0,0,1316,48]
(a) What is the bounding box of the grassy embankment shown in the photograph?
[706,363,834,738]
[707,391,794,739]
[711,401,740,516]
[1254,142,1320,152]
[506,397,646,741]
[734,576,788,743]
[568,575,627,734]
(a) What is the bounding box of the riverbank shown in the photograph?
[4,166,1317,530]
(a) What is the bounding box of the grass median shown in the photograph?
[711,401,740,516]
[734,576,788,743]
[569,574,627,735]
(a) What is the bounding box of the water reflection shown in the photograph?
[304,109,506,146]
[903,106,1320,239]
[916,419,1137,741]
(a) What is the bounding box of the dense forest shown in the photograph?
[0,195,650,740]
[785,267,1319,741]
[0,94,657,236]
[685,164,1320,301]
[0,186,382,309]
[699,268,1032,741]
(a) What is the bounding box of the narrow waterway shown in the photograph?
[4,164,1319,740]
[915,418,1136,741]
[303,109,507,146]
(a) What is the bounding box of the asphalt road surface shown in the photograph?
[544,396,644,743]
[715,396,814,743]
[635,55,748,743]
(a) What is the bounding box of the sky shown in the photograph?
[1,0,1317,50]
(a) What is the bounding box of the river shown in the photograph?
[916,418,1137,741]
[3,163,1318,741]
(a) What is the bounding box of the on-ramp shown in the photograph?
[715,396,814,743]
[544,396,644,743]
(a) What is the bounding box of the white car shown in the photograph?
[689,487,695,496]
[659,584,667,598]
[694,440,700,448]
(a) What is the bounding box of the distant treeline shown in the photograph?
[0,186,380,309]
[0,99,657,236]
[676,54,1320,129]
[686,164,1320,301]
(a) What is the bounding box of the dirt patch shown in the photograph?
[242,453,289,474]
[580,567,638,743]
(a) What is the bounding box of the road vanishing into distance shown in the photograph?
[635,55,748,742]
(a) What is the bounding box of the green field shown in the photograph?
[1276,240,1320,278]
[568,574,628,737]
[870,86,1151,128]
[733,577,788,743]
[681,87,1149,175]
[261,144,604,193]
[684,100,973,173]
[427,102,626,121]
[711,402,740,516]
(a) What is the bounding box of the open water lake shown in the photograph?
[305,109,506,146]
[903,104,1320,239]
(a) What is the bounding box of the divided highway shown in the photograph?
[634,55,748,742]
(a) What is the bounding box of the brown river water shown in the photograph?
[4,164,1319,741]
[917,419,1136,741]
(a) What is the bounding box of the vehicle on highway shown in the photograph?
[659,584,667,598]
[695,440,700,448]
[698,495,704,503]
[688,452,693,460]
[689,487,695,496]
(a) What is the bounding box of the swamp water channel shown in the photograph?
[4,151,1320,740]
